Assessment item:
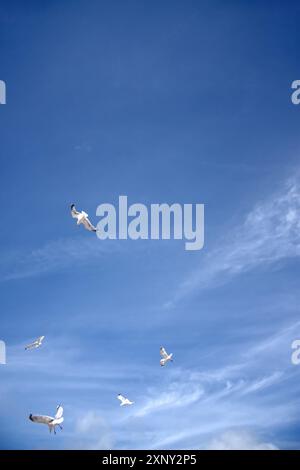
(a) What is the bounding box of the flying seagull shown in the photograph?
[25,336,45,351]
[70,204,97,232]
[117,394,134,406]
[160,346,173,366]
[29,405,64,434]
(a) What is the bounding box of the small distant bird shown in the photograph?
[117,394,134,406]
[160,346,173,366]
[70,204,97,232]
[29,405,64,434]
[25,336,45,351]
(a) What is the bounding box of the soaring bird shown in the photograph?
[70,204,97,232]
[25,336,45,351]
[29,405,64,434]
[160,346,173,366]
[117,394,134,406]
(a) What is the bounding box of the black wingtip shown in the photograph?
[29,414,33,421]
[70,204,75,209]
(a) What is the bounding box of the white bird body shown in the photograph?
[71,204,97,232]
[25,336,45,351]
[117,394,134,406]
[160,347,173,366]
[76,211,88,224]
[29,405,64,434]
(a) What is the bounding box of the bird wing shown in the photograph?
[71,205,80,218]
[25,338,39,349]
[160,347,168,359]
[55,405,63,420]
[82,217,97,232]
[117,394,126,404]
[37,336,45,344]
[29,414,54,424]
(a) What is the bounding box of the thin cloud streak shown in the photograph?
[206,430,278,450]
[134,383,204,418]
[0,236,121,281]
[166,173,300,306]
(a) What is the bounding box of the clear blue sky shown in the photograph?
[0,0,300,449]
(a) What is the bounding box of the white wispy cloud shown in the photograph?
[71,411,113,450]
[6,337,143,384]
[134,381,204,418]
[0,236,120,281]
[241,371,283,395]
[206,430,278,450]
[245,320,300,360]
[167,173,300,306]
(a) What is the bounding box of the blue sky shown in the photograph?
[1,0,300,449]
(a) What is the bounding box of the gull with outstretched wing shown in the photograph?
[117,394,134,406]
[160,346,173,366]
[70,204,97,232]
[29,405,64,434]
[25,336,45,351]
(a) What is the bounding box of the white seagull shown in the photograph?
[29,405,64,434]
[160,346,173,366]
[70,204,97,232]
[25,336,45,351]
[117,394,134,406]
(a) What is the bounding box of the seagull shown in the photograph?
[70,204,97,232]
[25,336,45,351]
[160,346,173,366]
[29,405,64,434]
[117,394,134,406]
